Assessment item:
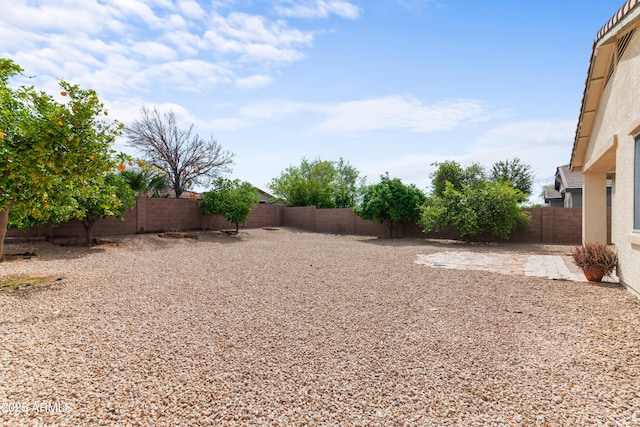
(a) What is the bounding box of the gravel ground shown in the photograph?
[1,228,639,426]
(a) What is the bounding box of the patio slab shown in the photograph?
[415,251,618,283]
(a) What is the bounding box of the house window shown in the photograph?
[635,135,640,230]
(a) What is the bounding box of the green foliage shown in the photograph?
[200,178,260,233]
[355,174,425,237]
[420,180,530,241]
[490,157,534,202]
[333,158,365,208]
[0,58,121,257]
[430,160,486,196]
[269,157,363,208]
[75,172,137,244]
[120,163,168,197]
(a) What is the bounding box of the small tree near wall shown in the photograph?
[201,178,260,234]
[355,174,425,238]
[75,172,137,245]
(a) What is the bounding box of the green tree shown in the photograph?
[0,58,120,259]
[75,172,136,245]
[269,158,337,208]
[355,174,425,238]
[269,157,363,208]
[430,160,486,196]
[200,178,260,234]
[420,180,530,242]
[490,157,534,202]
[120,162,168,197]
[333,157,365,208]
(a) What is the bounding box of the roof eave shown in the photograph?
[570,1,640,172]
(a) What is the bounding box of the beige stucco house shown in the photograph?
[571,0,640,296]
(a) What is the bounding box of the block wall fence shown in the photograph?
[6,196,611,245]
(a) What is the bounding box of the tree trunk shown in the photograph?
[235,222,239,234]
[387,220,394,239]
[0,204,10,262]
[82,218,97,246]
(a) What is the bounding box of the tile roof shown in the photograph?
[571,1,640,170]
[596,0,640,42]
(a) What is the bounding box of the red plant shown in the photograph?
[571,242,617,278]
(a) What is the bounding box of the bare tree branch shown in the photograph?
[125,106,234,198]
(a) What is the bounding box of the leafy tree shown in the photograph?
[355,173,425,238]
[490,157,534,202]
[269,157,363,208]
[333,157,366,208]
[75,172,136,245]
[200,178,260,234]
[120,162,168,197]
[430,160,486,196]
[0,58,120,260]
[125,106,234,198]
[420,180,530,242]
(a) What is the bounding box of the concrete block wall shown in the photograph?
[244,204,281,229]
[138,197,201,233]
[550,208,583,244]
[281,206,315,231]
[6,199,606,246]
[315,209,355,235]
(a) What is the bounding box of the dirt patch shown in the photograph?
[157,232,198,239]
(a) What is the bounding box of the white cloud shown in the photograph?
[207,99,312,130]
[104,0,166,28]
[131,41,178,61]
[275,0,362,19]
[477,119,575,146]
[2,0,111,35]
[2,0,358,101]
[201,95,492,135]
[145,60,235,91]
[163,30,206,55]
[311,96,489,135]
[204,12,313,64]
[235,75,274,89]
[178,0,205,20]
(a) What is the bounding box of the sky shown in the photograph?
[0,0,627,203]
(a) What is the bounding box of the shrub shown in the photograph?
[420,180,530,242]
[571,242,617,280]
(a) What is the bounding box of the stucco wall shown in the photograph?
[585,30,640,296]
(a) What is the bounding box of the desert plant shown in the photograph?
[571,241,617,282]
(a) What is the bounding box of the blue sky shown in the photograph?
[1,0,625,202]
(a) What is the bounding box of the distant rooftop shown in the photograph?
[556,165,584,191]
[555,164,612,192]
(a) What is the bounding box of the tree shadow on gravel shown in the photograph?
[2,240,108,262]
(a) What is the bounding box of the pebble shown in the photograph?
[1,230,639,425]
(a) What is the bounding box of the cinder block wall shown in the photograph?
[281,206,315,231]
[140,198,201,233]
[6,199,608,245]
